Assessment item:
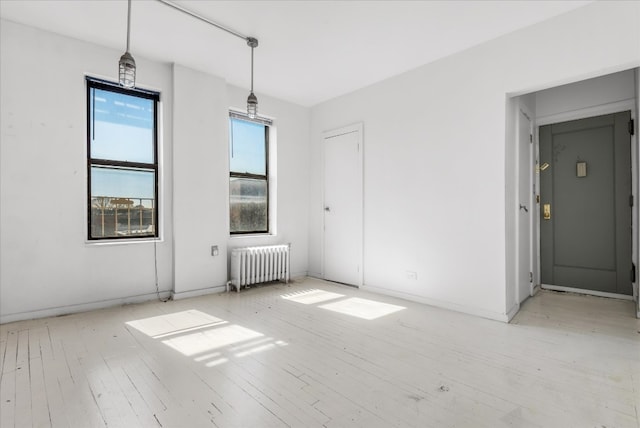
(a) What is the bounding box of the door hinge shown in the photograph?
[630,119,635,136]
[630,195,634,207]
[529,272,533,283]
[536,194,540,204]
[529,134,533,143]
[631,263,636,283]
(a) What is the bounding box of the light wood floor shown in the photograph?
[1,277,639,428]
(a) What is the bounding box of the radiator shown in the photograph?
[228,244,290,292]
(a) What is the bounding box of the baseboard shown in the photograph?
[541,284,634,300]
[171,285,226,300]
[2,274,310,324]
[0,291,172,324]
[290,271,309,281]
[505,303,520,322]
[360,284,512,323]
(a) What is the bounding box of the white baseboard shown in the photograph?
[541,284,634,300]
[505,303,520,322]
[2,273,311,324]
[171,285,226,300]
[0,291,172,324]
[290,272,309,281]
[360,284,512,323]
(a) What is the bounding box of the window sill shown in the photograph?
[85,237,163,246]
[229,233,275,240]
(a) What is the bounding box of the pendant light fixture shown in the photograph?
[156,0,261,118]
[246,37,259,119]
[118,0,136,88]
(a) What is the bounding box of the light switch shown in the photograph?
[577,162,587,178]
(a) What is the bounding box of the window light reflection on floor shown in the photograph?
[281,288,345,304]
[205,357,229,367]
[319,297,406,320]
[126,309,226,338]
[194,351,222,362]
[235,340,288,358]
[162,324,264,357]
[126,309,288,365]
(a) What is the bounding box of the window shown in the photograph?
[87,77,159,240]
[229,113,270,234]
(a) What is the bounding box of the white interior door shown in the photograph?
[323,124,363,286]
[517,108,533,303]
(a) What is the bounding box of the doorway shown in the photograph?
[539,111,633,296]
[322,123,363,287]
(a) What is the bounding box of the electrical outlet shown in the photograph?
[211,245,219,256]
[406,271,417,280]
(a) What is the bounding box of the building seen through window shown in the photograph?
[229,115,269,234]
[87,77,159,240]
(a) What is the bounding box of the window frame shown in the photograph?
[229,113,270,235]
[86,77,160,241]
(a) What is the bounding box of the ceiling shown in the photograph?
[0,0,592,107]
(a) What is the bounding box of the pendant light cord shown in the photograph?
[250,45,254,93]
[126,0,132,52]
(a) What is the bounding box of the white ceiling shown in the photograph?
[0,0,592,107]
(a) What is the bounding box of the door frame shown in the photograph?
[321,122,364,287]
[534,100,638,303]
[516,105,534,305]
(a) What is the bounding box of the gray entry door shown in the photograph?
[540,111,632,295]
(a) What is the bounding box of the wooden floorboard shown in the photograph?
[1,278,639,427]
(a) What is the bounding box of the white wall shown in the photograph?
[309,1,640,321]
[0,20,174,322]
[535,70,636,121]
[172,65,230,298]
[0,20,310,322]
[225,85,310,278]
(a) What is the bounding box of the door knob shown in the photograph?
[519,204,528,213]
[324,207,331,212]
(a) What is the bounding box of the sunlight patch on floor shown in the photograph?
[126,309,226,338]
[319,297,406,320]
[194,351,222,362]
[162,324,264,356]
[281,288,345,304]
[126,309,288,365]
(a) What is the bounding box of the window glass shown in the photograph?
[229,115,269,234]
[87,78,159,240]
[230,177,268,233]
[91,167,155,200]
[230,118,266,175]
[90,88,155,163]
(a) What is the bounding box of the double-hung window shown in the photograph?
[229,112,271,234]
[87,77,159,240]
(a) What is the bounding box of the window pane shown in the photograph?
[90,167,156,238]
[90,88,154,163]
[230,178,267,233]
[230,118,266,175]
